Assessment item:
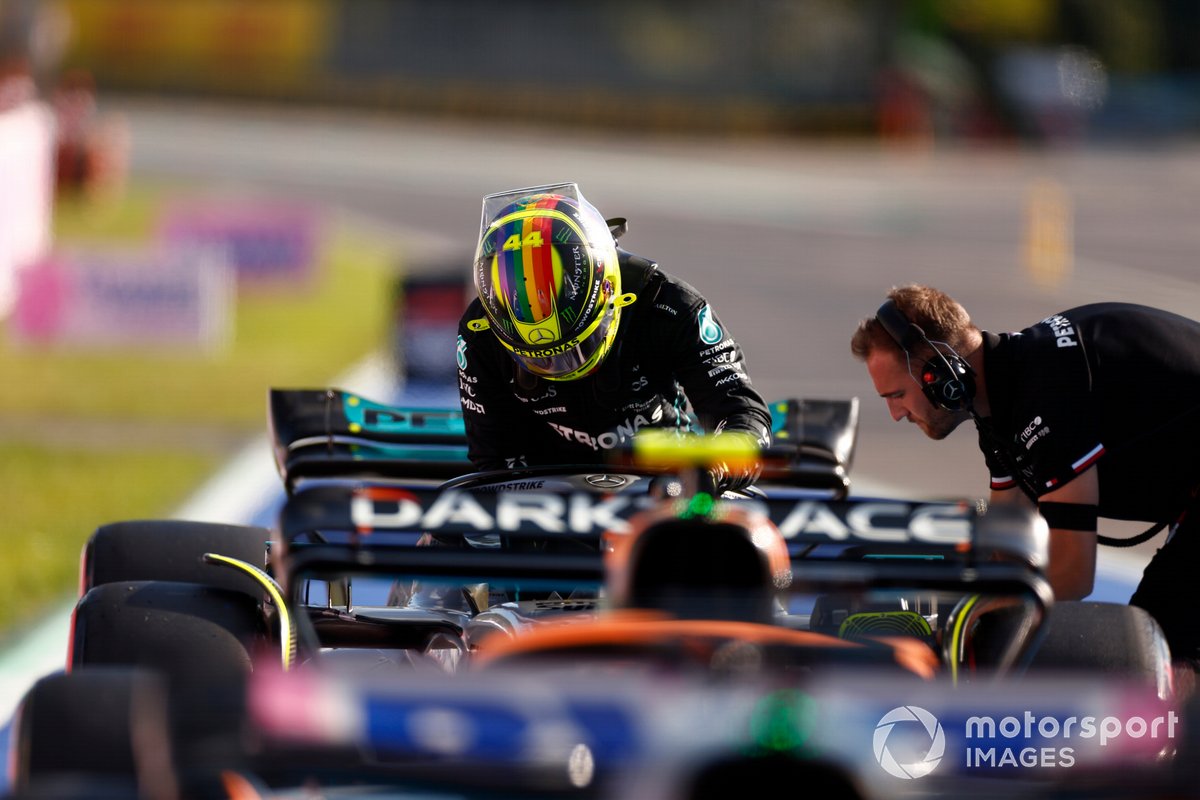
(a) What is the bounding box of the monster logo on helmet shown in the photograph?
[470,182,637,381]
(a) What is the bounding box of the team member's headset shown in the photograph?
[875,299,977,413]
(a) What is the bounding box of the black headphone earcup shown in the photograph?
[919,355,975,411]
[876,298,976,413]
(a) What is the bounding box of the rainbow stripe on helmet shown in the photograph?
[483,197,593,348]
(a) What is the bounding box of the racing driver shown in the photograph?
[850,283,1200,669]
[456,182,772,493]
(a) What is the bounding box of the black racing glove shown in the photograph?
[709,458,762,495]
[706,430,764,495]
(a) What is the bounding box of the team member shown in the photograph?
[457,182,772,492]
[849,284,1200,666]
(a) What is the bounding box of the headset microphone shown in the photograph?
[875,299,976,412]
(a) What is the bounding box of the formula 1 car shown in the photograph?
[258,388,1172,692]
[7,388,1185,799]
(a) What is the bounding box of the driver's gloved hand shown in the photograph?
[708,429,764,495]
[710,459,762,495]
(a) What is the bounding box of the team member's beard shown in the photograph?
[913,407,963,440]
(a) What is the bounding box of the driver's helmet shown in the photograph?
[469,183,625,381]
[604,501,792,623]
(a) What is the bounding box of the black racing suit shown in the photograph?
[975,302,1200,664]
[456,258,773,472]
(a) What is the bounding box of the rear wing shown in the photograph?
[268,389,470,490]
[278,484,1047,571]
[768,395,858,476]
[268,388,859,494]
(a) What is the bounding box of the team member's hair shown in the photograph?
[850,284,979,362]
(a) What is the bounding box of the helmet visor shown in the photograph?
[510,299,618,380]
[479,182,583,240]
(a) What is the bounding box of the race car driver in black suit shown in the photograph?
[850,283,1200,668]
[456,182,772,493]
